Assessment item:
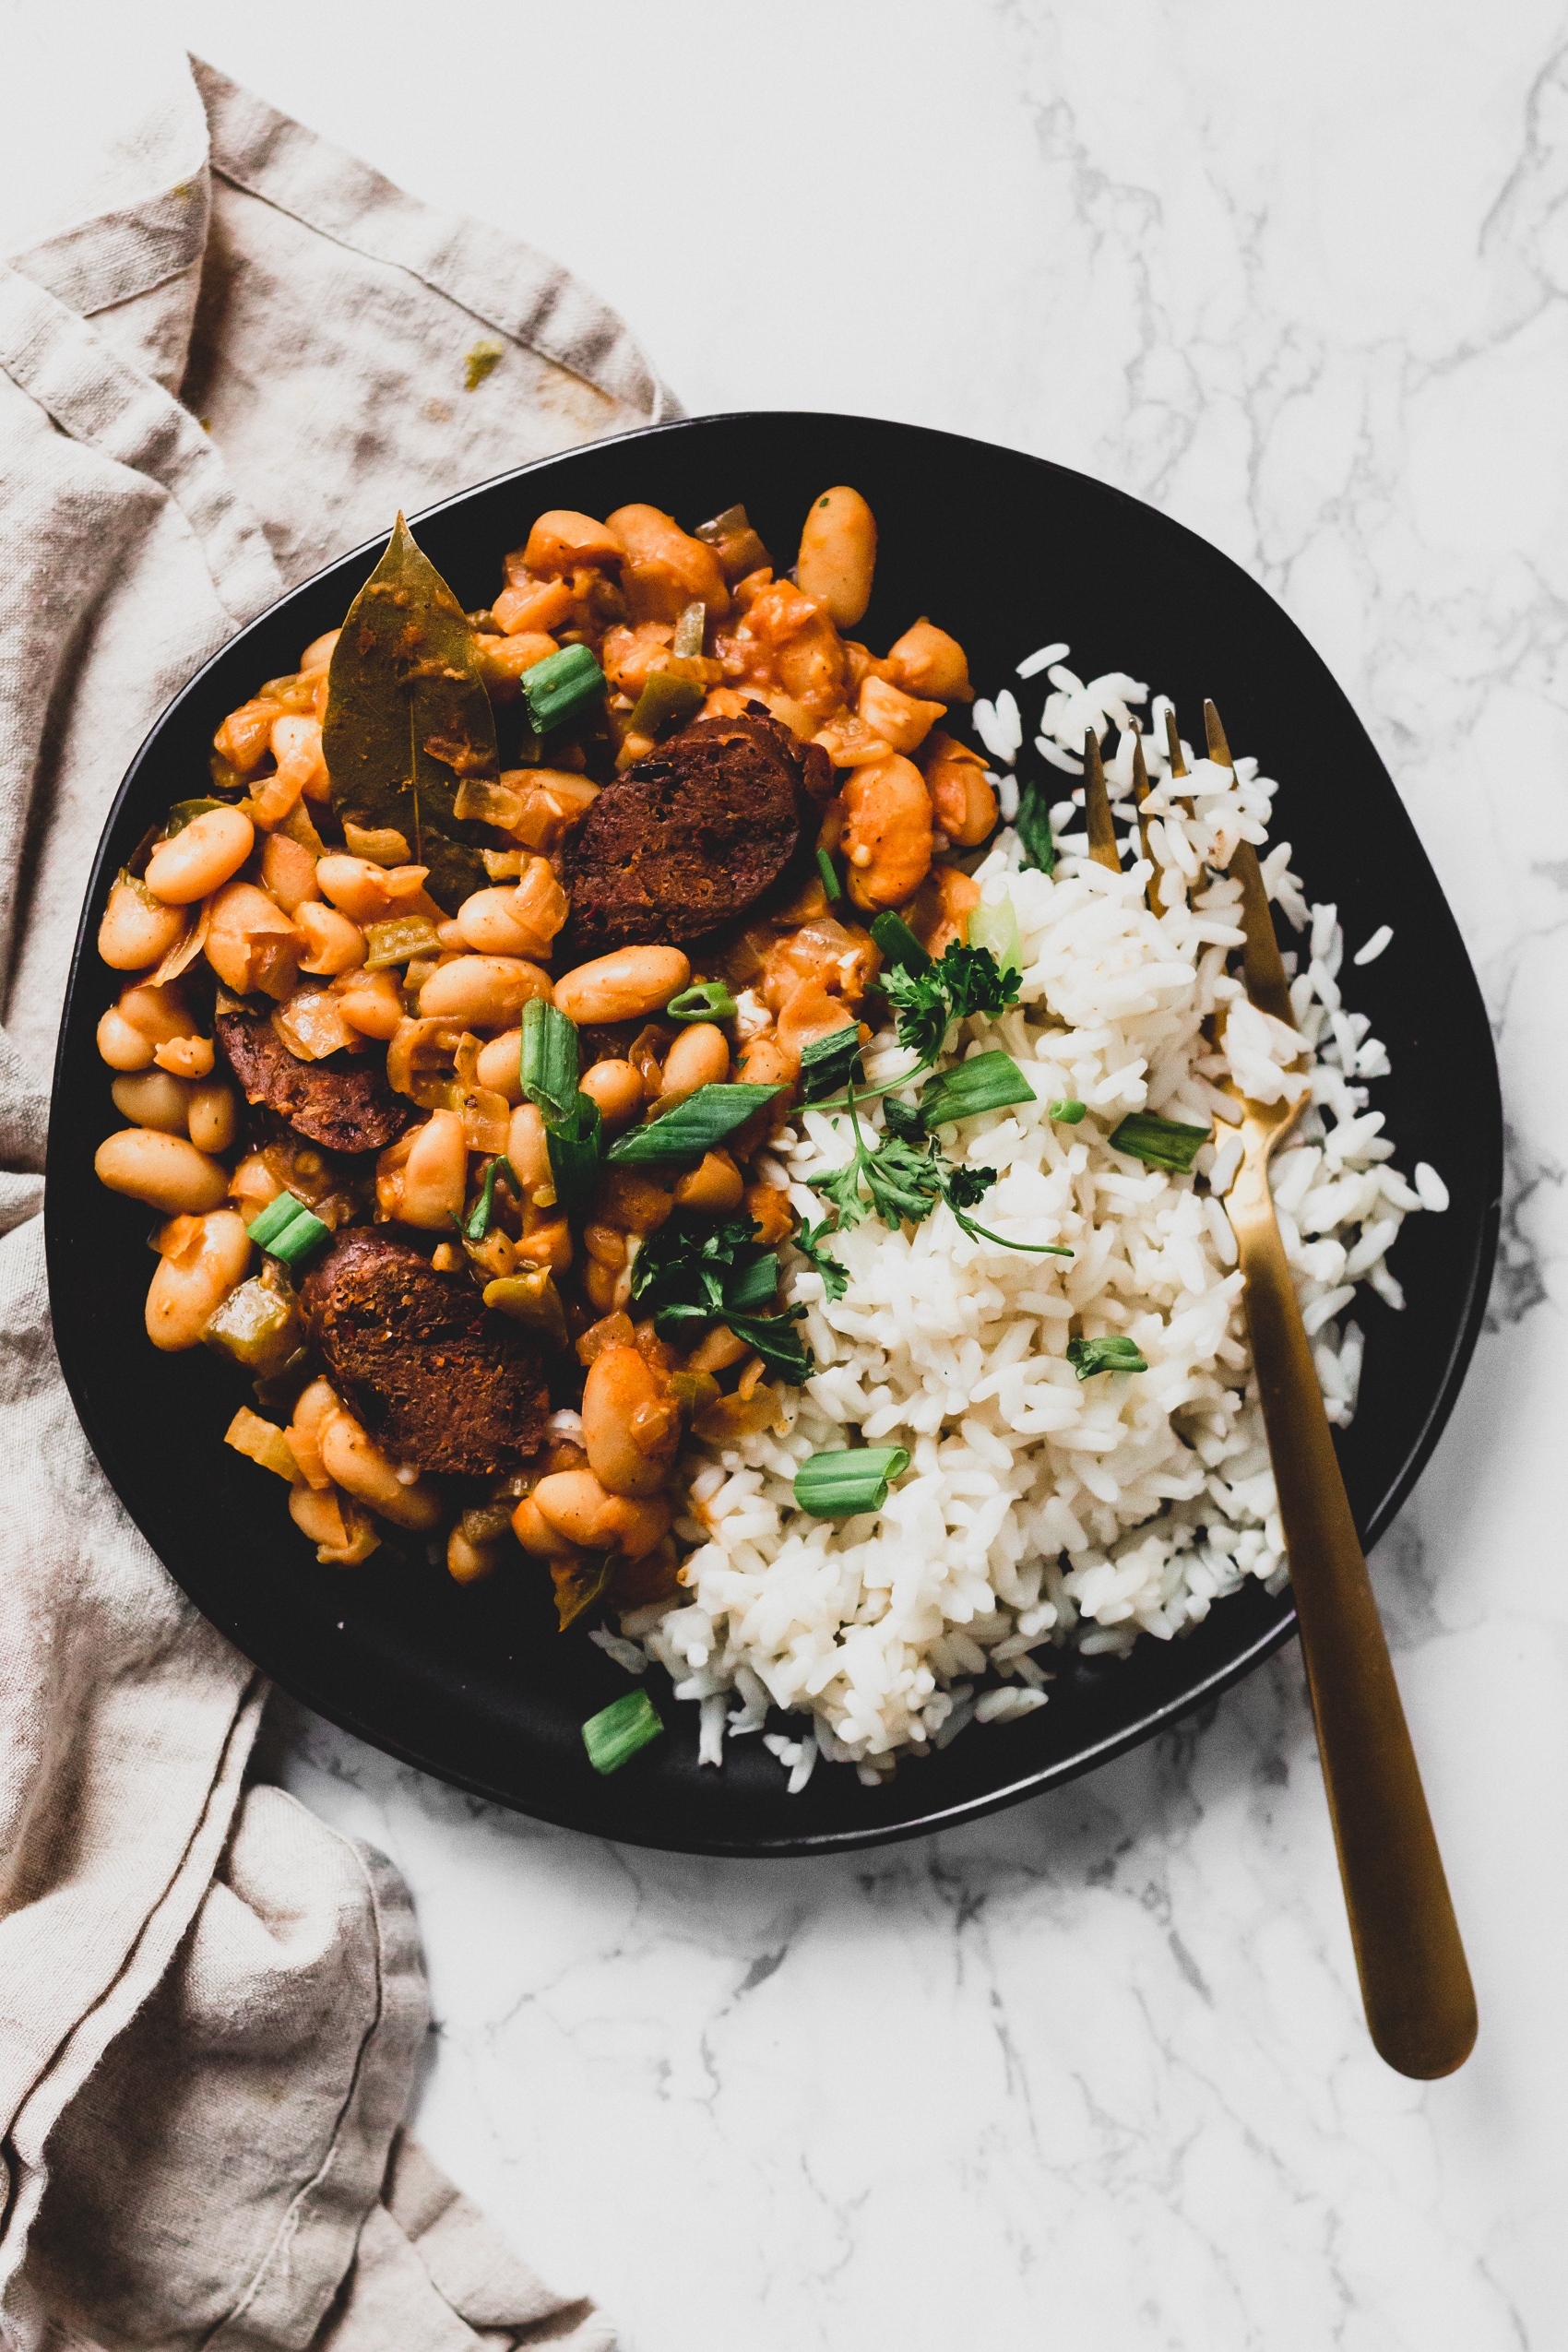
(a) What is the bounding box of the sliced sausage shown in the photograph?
[560,707,828,961]
[216,1008,412,1155]
[301,1229,548,1477]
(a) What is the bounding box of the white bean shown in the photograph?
[419,955,552,1027]
[144,805,255,905]
[296,901,367,975]
[398,1108,469,1229]
[145,1209,251,1349]
[660,1022,729,1095]
[110,1070,191,1135]
[796,486,877,627]
[187,1079,238,1154]
[98,878,187,971]
[96,1127,230,1215]
[97,1006,156,1071]
[475,1029,525,1103]
[553,945,690,1025]
[318,1411,442,1530]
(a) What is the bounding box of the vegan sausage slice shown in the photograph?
[217,1007,412,1155]
[560,707,828,960]
[301,1229,547,1477]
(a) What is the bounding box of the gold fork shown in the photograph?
[1203,697,1476,2078]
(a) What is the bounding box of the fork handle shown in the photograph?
[1231,1177,1477,2078]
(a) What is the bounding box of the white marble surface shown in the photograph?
[164,2,1567,2343]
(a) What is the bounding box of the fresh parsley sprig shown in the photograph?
[881,941,1022,1066]
[628,1213,813,1385]
[806,1080,1070,1256]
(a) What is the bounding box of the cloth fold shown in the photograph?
[0,37,670,2348]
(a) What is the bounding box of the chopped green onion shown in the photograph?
[544,1091,602,1215]
[158,797,228,838]
[244,1193,305,1253]
[724,1251,780,1313]
[881,1096,925,1142]
[465,1155,518,1241]
[1016,770,1056,875]
[968,896,1022,979]
[627,667,705,741]
[1049,1098,1087,1123]
[870,909,931,974]
[1109,1111,1211,1172]
[798,1026,864,1106]
[582,1688,665,1775]
[665,980,739,1025]
[671,600,707,659]
[815,848,843,903]
[1067,1335,1149,1379]
[918,1051,1036,1130]
[268,1208,330,1270]
[793,1446,911,1519]
[607,1082,783,1165]
[519,996,580,1126]
[245,1191,330,1269]
[521,642,607,736]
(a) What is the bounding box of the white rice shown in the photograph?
[624,647,1440,1783]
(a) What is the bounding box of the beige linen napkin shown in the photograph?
[0,41,676,2349]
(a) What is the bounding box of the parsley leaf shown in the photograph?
[627,1213,814,1384]
[724,1308,812,1385]
[805,1082,1073,1258]
[794,1216,849,1302]
[881,941,1021,1065]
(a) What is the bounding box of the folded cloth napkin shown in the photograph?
[0,41,677,2349]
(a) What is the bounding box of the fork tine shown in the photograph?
[1131,724,1167,917]
[1162,702,1195,822]
[1082,728,1121,873]
[1206,698,1295,1028]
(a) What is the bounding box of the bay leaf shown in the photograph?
[322,515,499,912]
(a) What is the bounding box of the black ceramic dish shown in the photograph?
[47,412,1501,1855]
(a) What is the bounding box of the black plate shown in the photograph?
[47,412,1501,1855]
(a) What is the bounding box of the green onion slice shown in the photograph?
[1067,1335,1149,1379]
[798,1026,864,1106]
[665,980,739,1024]
[968,896,1022,979]
[521,642,607,737]
[465,1155,518,1242]
[1049,1098,1087,1123]
[582,1688,665,1775]
[545,1092,602,1215]
[245,1190,330,1268]
[870,909,932,975]
[1109,1111,1211,1172]
[793,1446,911,1519]
[881,1097,925,1142]
[607,1082,783,1165]
[815,848,843,904]
[724,1251,780,1313]
[919,1051,1036,1130]
[520,996,580,1126]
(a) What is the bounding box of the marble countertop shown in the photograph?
[187,3,1565,2344]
